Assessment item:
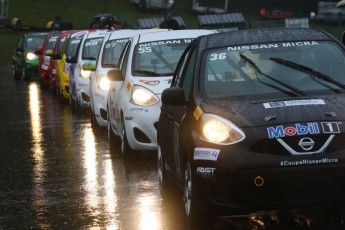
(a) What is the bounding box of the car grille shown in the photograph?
[249,134,345,156]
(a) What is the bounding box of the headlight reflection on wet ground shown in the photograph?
[82,127,119,229]
[139,195,160,230]
[29,83,50,228]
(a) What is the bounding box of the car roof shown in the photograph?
[84,29,111,39]
[107,29,165,40]
[25,32,48,37]
[135,29,216,43]
[198,28,338,48]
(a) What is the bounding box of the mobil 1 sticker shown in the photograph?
[267,121,342,139]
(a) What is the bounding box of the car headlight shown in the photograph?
[199,113,245,145]
[26,52,37,61]
[98,76,110,91]
[80,69,91,78]
[131,85,159,106]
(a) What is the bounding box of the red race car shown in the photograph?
[37,31,60,87]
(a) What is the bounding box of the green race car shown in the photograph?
[12,32,48,80]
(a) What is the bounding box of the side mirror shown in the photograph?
[161,87,185,106]
[66,56,77,64]
[35,49,43,55]
[107,69,123,81]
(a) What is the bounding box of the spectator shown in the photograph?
[52,16,61,31]
[100,16,120,30]
[159,12,180,30]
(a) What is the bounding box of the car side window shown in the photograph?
[174,46,196,101]
[119,41,131,79]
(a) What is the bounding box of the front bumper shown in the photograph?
[124,104,159,151]
[25,60,39,77]
[192,143,345,216]
[76,77,90,108]
[92,88,108,127]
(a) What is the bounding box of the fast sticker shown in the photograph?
[196,167,216,175]
[194,148,220,161]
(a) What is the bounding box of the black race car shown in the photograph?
[157,28,345,225]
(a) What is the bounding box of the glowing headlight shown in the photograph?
[99,76,110,91]
[80,69,91,78]
[26,52,37,61]
[131,85,159,106]
[200,114,245,145]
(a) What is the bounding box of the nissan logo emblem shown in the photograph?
[298,137,315,151]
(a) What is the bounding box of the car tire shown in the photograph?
[69,94,75,112]
[120,116,133,157]
[107,112,119,151]
[21,66,26,80]
[184,160,215,228]
[91,108,100,131]
[158,144,172,200]
[12,64,20,81]
[57,85,65,102]
[74,96,81,114]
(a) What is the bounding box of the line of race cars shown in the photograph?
[11,27,345,227]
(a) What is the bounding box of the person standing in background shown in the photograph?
[159,12,180,30]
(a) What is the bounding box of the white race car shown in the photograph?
[107,29,217,156]
[89,29,164,129]
[68,30,110,113]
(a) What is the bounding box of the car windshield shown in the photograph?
[202,41,345,98]
[82,37,104,60]
[25,34,46,52]
[47,35,58,50]
[57,36,67,53]
[101,38,128,68]
[65,37,82,56]
[132,38,192,77]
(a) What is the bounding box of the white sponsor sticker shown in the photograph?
[263,99,325,109]
[280,157,339,167]
[194,148,220,161]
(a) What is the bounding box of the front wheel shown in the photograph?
[184,161,215,228]
[107,113,119,151]
[69,94,75,112]
[12,64,20,80]
[184,161,196,219]
[120,118,133,157]
[158,144,172,199]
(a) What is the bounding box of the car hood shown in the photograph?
[199,95,345,127]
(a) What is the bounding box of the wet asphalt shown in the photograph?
[1,66,345,230]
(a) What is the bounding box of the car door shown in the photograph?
[161,45,197,180]
[109,40,131,134]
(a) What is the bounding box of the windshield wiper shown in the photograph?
[133,70,161,76]
[270,57,345,91]
[240,54,305,96]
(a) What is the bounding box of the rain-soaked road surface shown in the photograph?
[1,66,345,230]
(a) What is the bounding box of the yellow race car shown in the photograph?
[53,30,89,100]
